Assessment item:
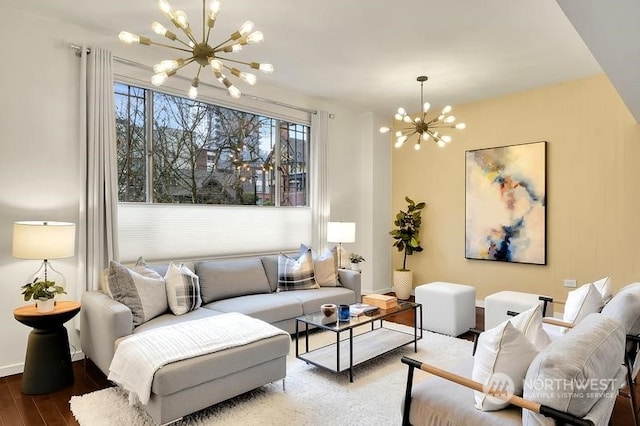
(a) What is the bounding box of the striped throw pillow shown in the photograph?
[165,262,202,315]
[277,249,318,291]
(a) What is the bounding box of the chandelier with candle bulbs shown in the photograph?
[119,0,273,100]
[380,76,465,151]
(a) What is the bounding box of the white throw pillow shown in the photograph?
[165,262,202,315]
[563,283,605,325]
[472,321,539,411]
[509,305,551,352]
[593,276,613,304]
[300,244,339,287]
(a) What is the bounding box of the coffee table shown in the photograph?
[295,301,422,382]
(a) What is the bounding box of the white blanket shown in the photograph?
[108,312,289,404]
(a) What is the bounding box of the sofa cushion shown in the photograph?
[133,307,222,334]
[522,313,625,424]
[563,283,604,325]
[288,287,357,314]
[195,258,271,304]
[204,292,303,325]
[472,320,538,411]
[107,259,168,327]
[164,262,202,315]
[277,250,319,291]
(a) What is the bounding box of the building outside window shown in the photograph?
[114,82,309,206]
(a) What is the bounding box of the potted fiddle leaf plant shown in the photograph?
[389,196,425,299]
[21,278,66,312]
[348,253,365,271]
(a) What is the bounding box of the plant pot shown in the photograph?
[350,263,361,271]
[393,270,413,300]
[36,298,55,313]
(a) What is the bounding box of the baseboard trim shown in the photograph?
[0,350,85,378]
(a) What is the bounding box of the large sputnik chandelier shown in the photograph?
[380,76,465,151]
[118,0,273,100]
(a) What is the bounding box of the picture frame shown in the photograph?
[465,141,547,265]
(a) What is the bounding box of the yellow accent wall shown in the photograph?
[391,74,640,304]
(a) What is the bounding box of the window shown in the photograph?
[114,82,309,206]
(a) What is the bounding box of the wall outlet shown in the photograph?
[563,279,577,288]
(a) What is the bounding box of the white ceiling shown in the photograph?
[3,0,638,119]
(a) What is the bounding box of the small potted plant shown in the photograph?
[349,253,366,271]
[21,279,66,312]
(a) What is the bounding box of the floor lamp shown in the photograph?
[327,222,356,269]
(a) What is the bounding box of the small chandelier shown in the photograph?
[380,76,465,151]
[118,0,273,100]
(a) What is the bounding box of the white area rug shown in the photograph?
[70,323,472,425]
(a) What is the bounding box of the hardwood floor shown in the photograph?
[0,299,636,425]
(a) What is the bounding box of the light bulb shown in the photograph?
[152,22,168,36]
[441,135,452,143]
[258,63,273,74]
[188,85,198,99]
[151,72,169,86]
[441,105,452,114]
[395,131,403,137]
[394,140,405,149]
[394,113,403,121]
[153,59,182,73]
[118,31,140,44]
[174,10,189,29]
[232,44,243,52]
[158,0,173,16]
[414,117,421,123]
[188,78,199,99]
[238,21,254,36]
[228,85,241,98]
[403,115,412,123]
[397,135,408,144]
[421,132,430,141]
[208,0,221,20]
[246,31,264,44]
[437,114,445,121]
[456,123,466,129]
[414,142,421,151]
[379,127,390,134]
[423,102,431,113]
[444,115,455,123]
[210,59,223,72]
[437,140,446,148]
[397,107,406,116]
[240,72,257,85]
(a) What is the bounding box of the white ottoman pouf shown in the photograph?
[484,291,554,330]
[415,282,476,336]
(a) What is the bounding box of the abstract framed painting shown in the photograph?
[465,141,547,265]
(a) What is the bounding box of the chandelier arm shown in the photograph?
[201,0,206,42]
[205,24,214,46]
[211,37,235,51]
[215,56,251,67]
[148,40,193,53]
[180,28,199,46]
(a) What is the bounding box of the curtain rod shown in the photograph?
[69,44,317,115]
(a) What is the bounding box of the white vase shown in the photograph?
[393,270,413,300]
[350,263,360,271]
[36,298,55,313]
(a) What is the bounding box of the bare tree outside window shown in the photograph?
[114,82,309,206]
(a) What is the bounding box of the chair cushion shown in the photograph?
[510,304,551,351]
[523,313,625,424]
[472,321,538,411]
[563,283,604,325]
[601,282,640,335]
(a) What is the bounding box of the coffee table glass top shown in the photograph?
[297,301,418,331]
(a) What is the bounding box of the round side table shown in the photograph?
[13,300,81,395]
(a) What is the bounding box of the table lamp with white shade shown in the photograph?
[13,221,76,311]
[327,221,356,269]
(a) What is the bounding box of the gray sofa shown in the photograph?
[80,254,360,424]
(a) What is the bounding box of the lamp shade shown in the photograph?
[13,221,76,260]
[327,222,356,243]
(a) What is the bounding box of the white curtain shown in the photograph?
[310,111,330,250]
[77,45,119,294]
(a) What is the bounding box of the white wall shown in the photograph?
[0,5,379,376]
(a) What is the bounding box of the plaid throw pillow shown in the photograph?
[165,262,202,315]
[277,249,318,291]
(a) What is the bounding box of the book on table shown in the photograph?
[349,303,380,316]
